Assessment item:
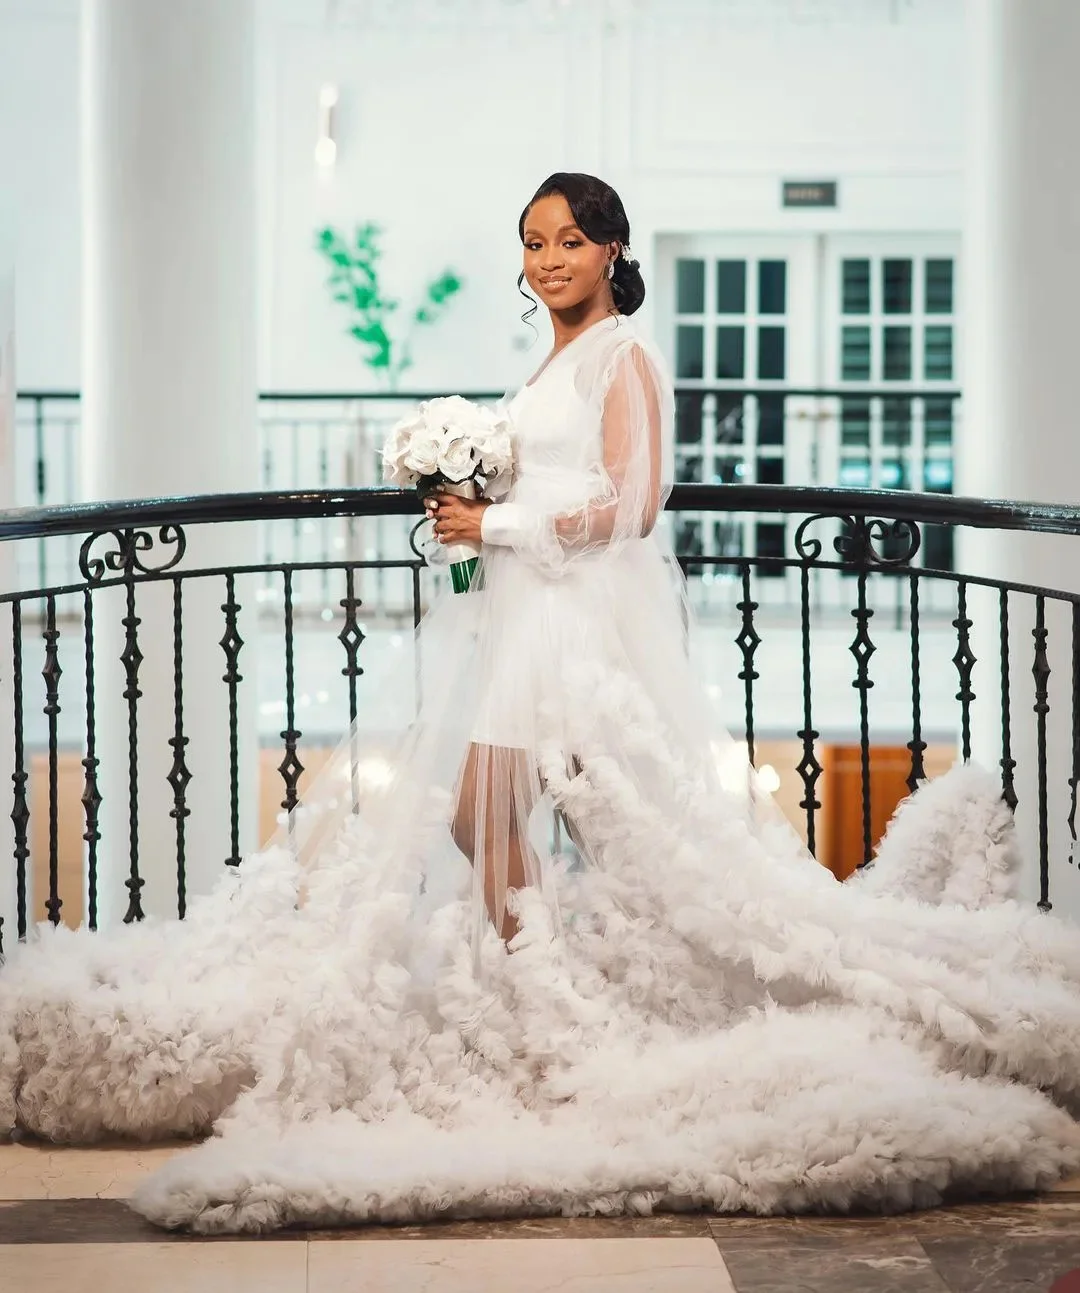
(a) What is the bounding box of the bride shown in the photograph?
[1,172,1079,1235]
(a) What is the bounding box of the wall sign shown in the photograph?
[782,181,838,208]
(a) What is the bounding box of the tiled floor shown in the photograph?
[0,1141,1078,1292]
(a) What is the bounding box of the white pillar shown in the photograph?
[961,0,1080,923]
[82,0,258,926]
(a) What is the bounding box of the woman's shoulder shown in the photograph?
[575,316,671,403]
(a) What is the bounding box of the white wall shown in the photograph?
[0,0,964,393]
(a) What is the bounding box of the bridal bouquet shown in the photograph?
[382,395,514,593]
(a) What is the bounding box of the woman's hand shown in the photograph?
[424,486,492,546]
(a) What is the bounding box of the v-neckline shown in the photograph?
[523,315,620,389]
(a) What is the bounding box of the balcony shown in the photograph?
[1,474,1078,949]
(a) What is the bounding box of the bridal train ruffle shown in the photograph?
[2,314,1079,1233]
[1,676,1079,1233]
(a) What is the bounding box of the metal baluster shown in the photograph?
[219,574,244,867]
[278,568,304,817]
[34,399,47,594]
[999,589,1017,810]
[796,562,821,853]
[412,564,423,719]
[339,567,365,815]
[121,571,145,922]
[850,566,876,866]
[41,594,62,925]
[1068,602,1080,868]
[1032,595,1051,911]
[952,580,976,763]
[10,602,29,942]
[906,572,927,793]
[736,563,761,767]
[319,424,330,605]
[81,588,101,930]
[166,579,192,916]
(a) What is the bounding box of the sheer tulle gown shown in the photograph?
[1,314,1079,1234]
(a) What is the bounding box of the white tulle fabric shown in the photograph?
[284,313,773,955]
[1,314,1080,1234]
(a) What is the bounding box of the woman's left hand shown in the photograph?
[424,487,491,546]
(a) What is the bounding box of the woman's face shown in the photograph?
[521,194,615,313]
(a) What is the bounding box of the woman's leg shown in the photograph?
[452,743,540,942]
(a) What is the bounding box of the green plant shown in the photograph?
[315,224,463,389]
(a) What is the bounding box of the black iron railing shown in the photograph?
[0,483,1075,953]
[13,387,960,597]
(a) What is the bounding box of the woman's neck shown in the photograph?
[548,298,619,352]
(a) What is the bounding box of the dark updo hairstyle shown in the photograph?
[517,172,646,323]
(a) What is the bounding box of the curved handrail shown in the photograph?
[0,484,1079,543]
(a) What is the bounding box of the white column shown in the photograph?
[82,0,258,926]
[961,0,1080,923]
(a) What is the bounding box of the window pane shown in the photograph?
[882,398,912,446]
[714,521,743,556]
[883,259,913,314]
[716,326,746,379]
[675,392,704,443]
[758,260,786,314]
[757,395,785,446]
[676,325,704,380]
[757,456,784,484]
[676,258,705,314]
[842,326,872,380]
[924,325,953,380]
[714,393,744,445]
[924,458,953,492]
[924,397,954,446]
[675,454,702,482]
[716,260,747,313]
[839,457,872,487]
[880,458,910,490]
[842,259,870,314]
[841,398,871,447]
[922,526,954,571]
[755,521,786,576]
[925,259,954,314]
[713,457,742,484]
[757,326,786,379]
[676,520,703,558]
[883,326,912,380]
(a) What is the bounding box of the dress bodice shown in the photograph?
[503,317,627,512]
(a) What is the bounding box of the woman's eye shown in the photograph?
[525,242,542,252]
[564,240,581,249]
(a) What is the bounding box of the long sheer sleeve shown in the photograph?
[480,335,673,576]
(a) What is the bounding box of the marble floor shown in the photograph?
[0,1140,1078,1292]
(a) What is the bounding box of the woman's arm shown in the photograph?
[478,339,667,573]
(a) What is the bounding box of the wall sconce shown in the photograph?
[315,83,339,168]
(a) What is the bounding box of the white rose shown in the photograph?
[382,456,417,488]
[381,412,426,486]
[436,435,476,482]
[477,427,513,474]
[424,395,478,433]
[403,437,441,477]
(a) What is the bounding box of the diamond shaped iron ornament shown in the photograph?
[279,742,305,814]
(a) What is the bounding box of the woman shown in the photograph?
[1,174,1079,1235]
[425,172,679,948]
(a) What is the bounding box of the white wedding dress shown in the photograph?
[1,314,1079,1235]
